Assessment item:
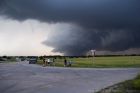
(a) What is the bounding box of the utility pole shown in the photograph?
[91,50,96,64]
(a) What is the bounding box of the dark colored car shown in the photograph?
[29,58,37,64]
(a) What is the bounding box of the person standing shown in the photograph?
[45,57,48,66]
[68,60,72,67]
[47,58,51,66]
[43,57,46,67]
[52,58,55,66]
[64,58,67,67]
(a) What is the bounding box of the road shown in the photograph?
[0,61,139,93]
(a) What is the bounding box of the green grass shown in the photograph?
[0,58,16,63]
[37,56,140,68]
[96,74,140,93]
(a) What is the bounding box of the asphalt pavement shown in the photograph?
[0,61,139,93]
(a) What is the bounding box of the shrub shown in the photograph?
[133,79,140,90]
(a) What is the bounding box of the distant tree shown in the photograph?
[7,56,12,59]
[39,56,43,60]
[2,55,7,58]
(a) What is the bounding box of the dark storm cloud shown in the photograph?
[0,0,140,55]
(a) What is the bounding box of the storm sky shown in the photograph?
[0,0,140,56]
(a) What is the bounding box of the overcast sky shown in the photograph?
[0,18,64,56]
[0,0,140,56]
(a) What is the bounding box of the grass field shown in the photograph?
[37,56,140,68]
[97,74,140,93]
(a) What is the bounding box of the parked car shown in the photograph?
[0,58,7,61]
[29,58,37,64]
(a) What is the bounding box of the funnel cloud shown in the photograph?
[0,0,140,55]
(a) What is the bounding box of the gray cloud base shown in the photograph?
[0,0,140,55]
